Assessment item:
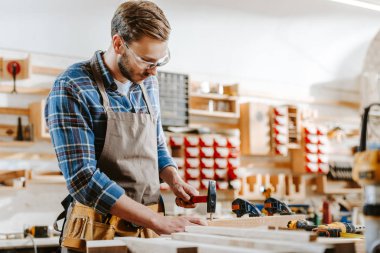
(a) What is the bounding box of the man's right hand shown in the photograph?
[151,215,207,235]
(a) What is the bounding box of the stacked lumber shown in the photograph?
[85,216,363,253]
[86,227,359,253]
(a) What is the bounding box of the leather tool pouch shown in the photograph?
[353,103,380,185]
[54,195,164,252]
[58,201,115,252]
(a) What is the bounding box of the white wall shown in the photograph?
[1,0,379,101]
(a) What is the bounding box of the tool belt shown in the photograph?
[54,195,161,252]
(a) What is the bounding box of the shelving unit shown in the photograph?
[315,174,362,195]
[189,93,240,119]
[270,105,301,157]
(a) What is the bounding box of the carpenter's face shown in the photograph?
[117,35,169,83]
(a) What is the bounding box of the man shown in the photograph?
[45,0,206,241]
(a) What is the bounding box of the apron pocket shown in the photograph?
[88,221,115,240]
[67,216,88,239]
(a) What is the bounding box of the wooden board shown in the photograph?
[172,232,328,253]
[119,237,273,253]
[185,225,316,242]
[207,214,306,228]
[31,66,64,76]
[29,100,50,140]
[0,152,56,160]
[86,240,127,253]
[120,237,196,253]
[0,86,50,95]
[0,124,16,137]
[0,170,26,183]
[2,57,30,80]
[0,107,29,116]
[240,102,271,155]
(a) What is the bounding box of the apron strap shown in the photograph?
[139,82,155,119]
[90,53,112,113]
[90,51,155,120]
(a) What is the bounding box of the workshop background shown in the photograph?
[0,0,380,251]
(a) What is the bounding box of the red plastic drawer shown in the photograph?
[185,147,200,157]
[199,136,214,147]
[200,147,214,157]
[200,158,214,168]
[184,136,199,146]
[185,158,200,168]
[169,136,184,146]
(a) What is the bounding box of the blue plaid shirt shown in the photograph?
[45,51,176,214]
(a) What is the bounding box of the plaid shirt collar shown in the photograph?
[94,50,118,91]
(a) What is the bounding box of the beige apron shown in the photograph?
[60,54,162,252]
[90,54,161,237]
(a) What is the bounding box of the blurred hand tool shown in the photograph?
[264,197,293,216]
[232,198,262,217]
[288,219,365,238]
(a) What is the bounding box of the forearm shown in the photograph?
[160,166,181,186]
[109,194,162,230]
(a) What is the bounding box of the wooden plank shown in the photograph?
[29,100,50,140]
[120,237,197,253]
[0,107,29,116]
[0,141,34,147]
[32,66,64,76]
[0,170,26,183]
[172,232,328,253]
[189,109,239,119]
[0,152,56,160]
[207,214,306,228]
[0,86,50,95]
[185,226,316,243]
[190,93,238,101]
[86,239,127,253]
[119,237,272,253]
[240,103,271,155]
[238,89,359,110]
[0,124,16,138]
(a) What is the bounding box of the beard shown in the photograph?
[118,53,150,84]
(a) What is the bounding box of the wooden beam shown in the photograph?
[32,66,64,76]
[120,237,197,253]
[0,170,26,183]
[0,141,35,148]
[206,214,306,228]
[0,124,16,137]
[0,152,56,160]
[0,107,29,116]
[0,86,50,95]
[172,232,328,253]
[185,225,316,243]
[119,237,271,253]
[86,240,127,253]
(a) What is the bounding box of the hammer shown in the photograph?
[176,180,217,220]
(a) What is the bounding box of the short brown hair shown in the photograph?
[111,1,171,43]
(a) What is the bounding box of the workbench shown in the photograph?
[0,236,59,252]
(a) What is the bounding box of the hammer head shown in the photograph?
[207,180,217,213]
